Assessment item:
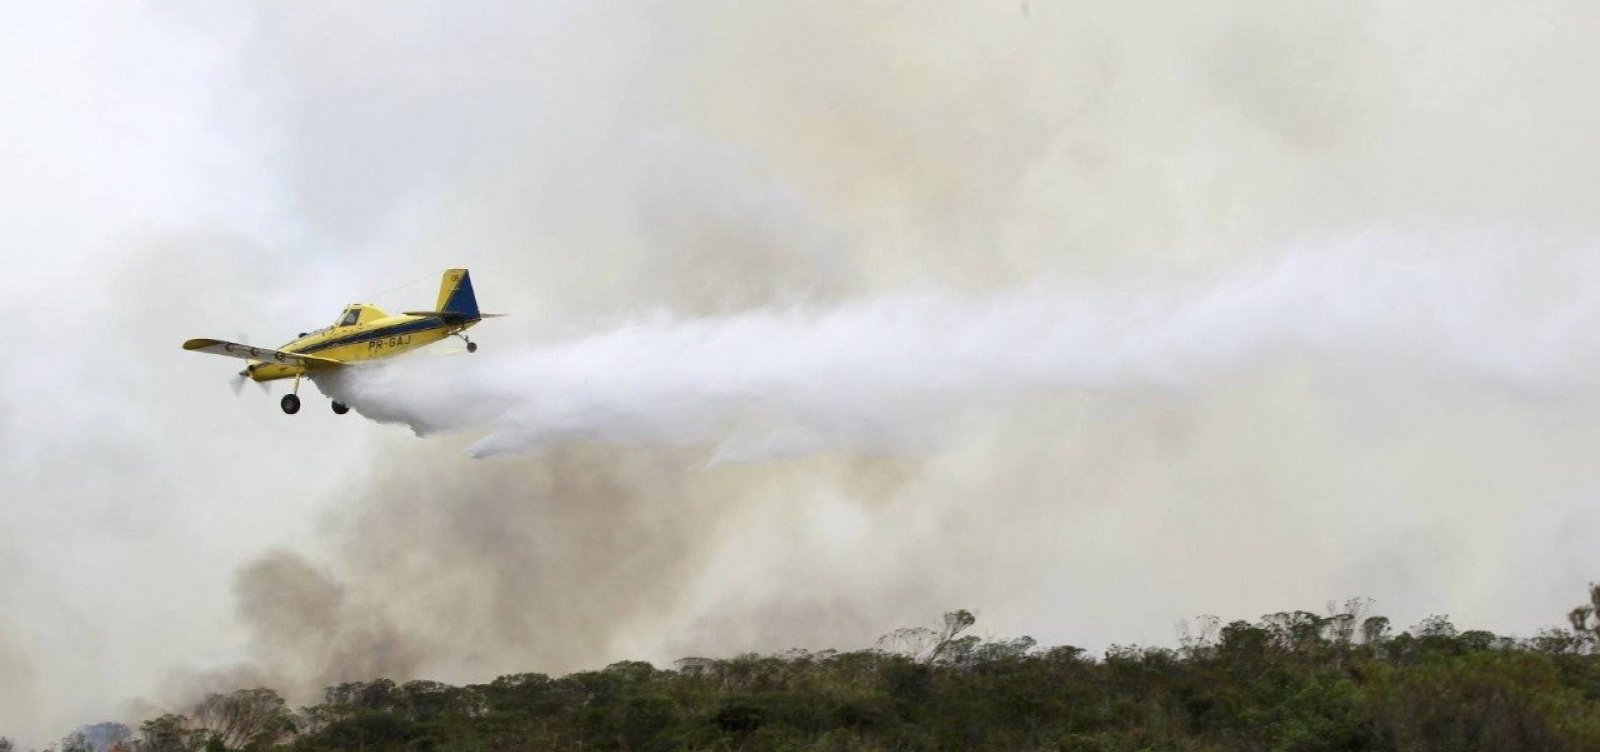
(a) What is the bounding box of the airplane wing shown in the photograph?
[182,338,345,369]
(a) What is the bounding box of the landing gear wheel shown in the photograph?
[280,394,301,415]
[331,401,350,415]
[466,341,478,353]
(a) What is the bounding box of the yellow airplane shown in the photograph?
[183,268,498,415]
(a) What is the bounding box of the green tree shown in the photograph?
[1568,582,1600,652]
[192,689,294,751]
[136,715,199,752]
[1362,615,1392,645]
[105,583,1600,752]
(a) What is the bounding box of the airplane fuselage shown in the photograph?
[246,311,479,382]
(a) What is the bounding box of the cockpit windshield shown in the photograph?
[339,309,360,327]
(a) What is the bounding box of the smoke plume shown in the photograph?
[217,227,1600,707]
[139,0,1600,723]
[7,0,1600,743]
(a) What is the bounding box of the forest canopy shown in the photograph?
[17,586,1600,752]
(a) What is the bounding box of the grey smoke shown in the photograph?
[6,0,1600,744]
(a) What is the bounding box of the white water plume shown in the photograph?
[318,227,1600,461]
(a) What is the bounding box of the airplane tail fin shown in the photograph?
[435,268,481,319]
[404,268,503,321]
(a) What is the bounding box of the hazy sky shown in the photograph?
[5,0,1600,743]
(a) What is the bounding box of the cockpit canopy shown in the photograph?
[334,304,389,327]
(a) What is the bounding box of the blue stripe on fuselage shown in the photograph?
[295,316,451,354]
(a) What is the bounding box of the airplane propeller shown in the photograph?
[229,369,267,395]
[227,334,269,396]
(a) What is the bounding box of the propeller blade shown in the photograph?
[229,335,270,395]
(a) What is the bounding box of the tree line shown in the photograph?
[12,585,1600,752]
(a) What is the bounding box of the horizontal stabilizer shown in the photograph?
[402,311,505,320]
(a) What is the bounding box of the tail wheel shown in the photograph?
[280,394,301,415]
[331,401,350,415]
[467,341,478,353]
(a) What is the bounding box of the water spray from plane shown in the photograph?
[318,227,1600,462]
